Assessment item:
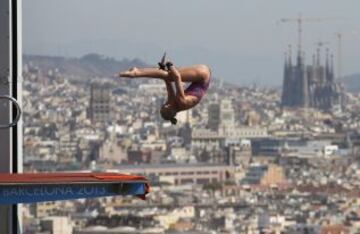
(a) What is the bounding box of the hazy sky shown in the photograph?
[23,0,360,86]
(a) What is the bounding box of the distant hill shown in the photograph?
[342,74,360,93]
[23,53,148,80]
[23,54,229,89]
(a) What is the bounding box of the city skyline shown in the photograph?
[21,57,360,233]
[1,0,360,232]
[23,0,360,86]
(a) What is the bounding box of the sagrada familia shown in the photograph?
[281,46,343,111]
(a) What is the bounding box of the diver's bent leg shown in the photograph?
[119,64,210,82]
[119,67,169,79]
[135,68,169,79]
[176,65,211,83]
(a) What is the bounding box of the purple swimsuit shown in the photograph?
[184,73,211,100]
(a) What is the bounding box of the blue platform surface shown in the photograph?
[0,183,146,204]
[0,172,149,204]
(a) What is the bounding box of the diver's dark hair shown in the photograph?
[160,104,177,125]
[170,117,177,125]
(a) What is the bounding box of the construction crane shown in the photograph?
[335,32,343,80]
[334,30,359,80]
[278,14,336,55]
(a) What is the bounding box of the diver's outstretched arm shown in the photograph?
[167,64,185,99]
[167,63,198,106]
[164,80,176,104]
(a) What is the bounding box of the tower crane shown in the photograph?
[334,30,358,80]
[335,32,343,80]
[278,14,336,55]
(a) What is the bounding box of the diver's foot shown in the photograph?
[118,67,139,78]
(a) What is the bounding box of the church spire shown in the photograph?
[312,54,316,67]
[326,48,329,68]
[288,44,292,66]
[325,48,331,82]
[297,43,302,67]
[330,53,335,81]
[316,47,321,67]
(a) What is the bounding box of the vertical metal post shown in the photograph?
[15,0,23,232]
[0,0,22,233]
[0,0,13,233]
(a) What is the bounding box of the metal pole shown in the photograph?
[0,0,13,232]
[15,0,23,231]
[0,0,21,233]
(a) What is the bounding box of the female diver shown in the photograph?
[118,57,211,125]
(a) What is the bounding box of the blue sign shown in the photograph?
[0,182,146,204]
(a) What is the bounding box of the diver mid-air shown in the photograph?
[117,54,211,125]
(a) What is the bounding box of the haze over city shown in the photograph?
[23,0,360,86]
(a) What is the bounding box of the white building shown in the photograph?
[192,127,268,150]
[220,99,235,129]
[41,216,73,234]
